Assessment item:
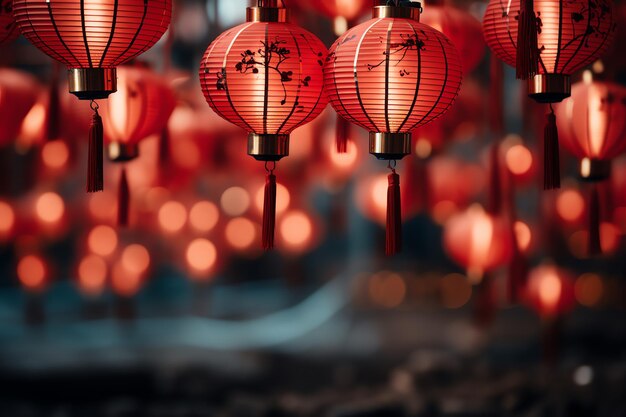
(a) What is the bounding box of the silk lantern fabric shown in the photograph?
[200,22,328,136]
[0,0,18,44]
[12,0,172,70]
[100,67,176,146]
[0,69,38,147]
[323,12,462,135]
[483,0,615,78]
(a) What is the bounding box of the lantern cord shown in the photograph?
[262,161,277,250]
[588,185,602,256]
[87,100,104,193]
[335,115,350,153]
[386,160,402,256]
[118,167,130,227]
[515,0,539,80]
[543,104,560,190]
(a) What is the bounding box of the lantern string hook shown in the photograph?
[265,161,276,174]
[90,100,99,113]
[387,159,397,173]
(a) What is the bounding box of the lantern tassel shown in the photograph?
[516,0,539,80]
[118,167,130,227]
[262,162,277,250]
[544,107,560,190]
[386,162,402,256]
[335,115,350,154]
[87,101,104,193]
[588,185,601,256]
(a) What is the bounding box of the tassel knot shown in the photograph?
[386,161,402,256]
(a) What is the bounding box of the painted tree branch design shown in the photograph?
[366,32,428,76]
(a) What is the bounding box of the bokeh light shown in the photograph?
[514,221,532,252]
[186,238,217,275]
[41,140,70,170]
[77,255,107,296]
[280,210,314,250]
[225,217,256,250]
[505,144,533,176]
[440,273,472,309]
[158,201,188,233]
[121,244,151,276]
[17,255,47,292]
[0,201,15,236]
[220,187,251,217]
[368,272,406,308]
[189,201,220,233]
[111,261,143,297]
[557,189,585,223]
[575,273,604,307]
[88,225,118,257]
[36,192,65,224]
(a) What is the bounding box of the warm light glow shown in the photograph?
[121,244,151,276]
[0,201,15,235]
[432,200,458,224]
[225,217,256,250]
[111,261,142,297]
[19,102,45,146]
[77,255,107,296]
[88,191,117,222]
[557,190,585,222]
[186,238,217,274]
[440,273,472,309]
[592,60,605,74]
[158,201,188,233]
[600,222,620,253]
[36,192,64,224]
[368,272,406,308]
[17,255,46,291]
[415,138,433,159]
[172,137,201,170]
[538,270,562,311]
[583,69,593,85]
[221,187,251,217]
[329,139,358,168]
[468,205,494,280]
[280,210,313,248]
[514,221,532,252]
[88,225,118,257]
[189,201,219,233]
[372,176,388,212]
[254,183,290,215]
[575,273,604,307]
[41,141,70,170]
[333,16,348,36]
[505,144,533,176]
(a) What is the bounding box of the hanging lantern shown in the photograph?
[324,0,462,255]
[99,66,176,227]
[199,0,328,250]
[0,69,38,148]
[555,80,626,255]
[13,0,172,193]
[420,3,485,74]
[443,204,514,282]
[483,0,615,190]
[525,264,575,318]
[0,0,18,45]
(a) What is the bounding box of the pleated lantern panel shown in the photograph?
[324,17,463,134]
[12,0,172,69]
[0,0,19,44]
[483,0,615,75]
[200,22,328,135]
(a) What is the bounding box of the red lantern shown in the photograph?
[0,69,38,148]
[99,66,176,226]
[299,0,369,23]
[199,0,328,250]
[443,204,514,281]
[525,264,575,318]
[556,80,626,255]
[420,4,484,74]
[483,0,615,190]
[13,0,172,192]
[324,1,462,255]
[0,0,18,44]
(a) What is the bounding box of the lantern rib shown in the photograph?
[201,37,230,124]
[297,35,327,128]
[397,21,422,132]
[566,9,614,75]
[46,1,81,68]
[354,18,383,132]
[554,0,564,71]
[263,24,269,133]
[560,0,593,74]
[99,0,120,68]
[384,21,394,133]
[277,29,303,133]
[111,0,149,67]
[79,0,93,68]
[20,3,65,64]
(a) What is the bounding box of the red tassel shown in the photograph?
[45,78,60,141]
[87,104,104,193]
[386,168,402,256]
[543,109,560,190]
[335,115,350,154]
[118,167,130,227]
[262,168,277,250]
[516,0,539,80]
[488,143,502,215]
[588,185,601,256]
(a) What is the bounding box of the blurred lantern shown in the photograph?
[556,80,626,255]
[99,66,176,227]
[13,0,172,192]
[443,204,514,282]
[501,135,536,185]
[0,69,38,148]
[483,0,615,190]
[0,200,16,241]
[295,0,369,30]
[199,0,328,250]
[525,264,575,318]
[324,0,462,255]
[0,0,18,44]
[17,254,48,293]
[420,2,485,74]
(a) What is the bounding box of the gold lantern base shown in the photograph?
[248,133,290,161]
[580,158,611,182]
[247,0,289,22]
[108,143,139,163]
[369,132,412,160]
[68,68,117,100]
[528,74,571,103]
[373,1,421,20]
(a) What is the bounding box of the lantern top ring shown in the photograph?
[246,6,289,23]
[373,2,421,20]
